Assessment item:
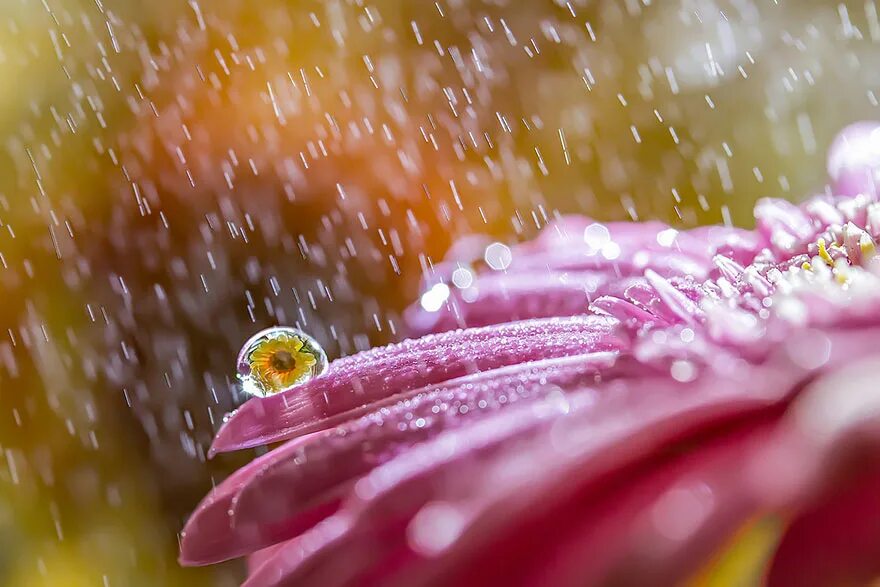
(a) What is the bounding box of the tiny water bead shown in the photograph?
[236,327,328,398]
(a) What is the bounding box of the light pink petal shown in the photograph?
[525,219,670,253]
[644,270,705,325]
[803,195,846,227]
[754,198,816,256]
[623,278,703,326]
[683,225,766,265]
[827,121,880,198]
[507,247,712,280]
[406,270,641,335]
[589,296,662,327]
[712,255,745,283]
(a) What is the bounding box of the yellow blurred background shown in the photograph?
[1,0,879,584]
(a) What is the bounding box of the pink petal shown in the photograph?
[754,198,816,256]
[589,296,662,327]
[194,353,618,563]
[644,270,705,325]
[507,247,712,280]
[445,421,773,587]
[767,464,880,587]
[179,432,330,565]
[827,121,880,198]
[212,316,623,454]
[243,353,806,587]
[406,270,641,335]
[682,225,765,264]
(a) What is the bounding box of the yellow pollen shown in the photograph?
[817,238,834,266]
[861,236,877,260]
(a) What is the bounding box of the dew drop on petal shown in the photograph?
[451,267,474,289]
[407,501,468,557]
[236,327,328,398]
[461,286,480,303]
[584,223,611,252]
[420,283,451,312]
[601,241,621,260]
[657,228,679,247]
[670,359,697,383]
[484,242,513,271]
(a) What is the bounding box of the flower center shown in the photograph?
[269,350,297,372]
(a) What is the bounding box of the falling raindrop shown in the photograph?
[236,327,328,398]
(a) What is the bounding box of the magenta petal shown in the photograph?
[752,356,880,585]
[239,396,582,587]
[448,422,772,587]
[211,316,623,454]
[180,433,327,565]
[213,355,618,561]
[247,541,290,575]
[243,353,805,587]
[767,463,880,587]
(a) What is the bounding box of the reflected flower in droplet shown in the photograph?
[236,327,328,398]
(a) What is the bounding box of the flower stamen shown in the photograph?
[817,238,834,266]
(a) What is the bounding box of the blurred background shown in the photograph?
[0,0,879,584]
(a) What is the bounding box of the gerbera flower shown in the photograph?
[180,122,880,586]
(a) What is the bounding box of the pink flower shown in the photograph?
[181,123,880,586]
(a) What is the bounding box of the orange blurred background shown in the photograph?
[1,0,880,584]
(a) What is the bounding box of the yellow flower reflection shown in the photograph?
[247,333,319,395]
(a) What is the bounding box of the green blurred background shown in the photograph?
[1,0,879,584]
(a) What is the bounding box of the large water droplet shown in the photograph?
[236,327,328,398]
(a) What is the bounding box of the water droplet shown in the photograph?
[657,228,679,247]
[670,359,697,383]
[583,223,611,253]
[484,242,512,271]
[420,283,451,312]
[236,327,328,398]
